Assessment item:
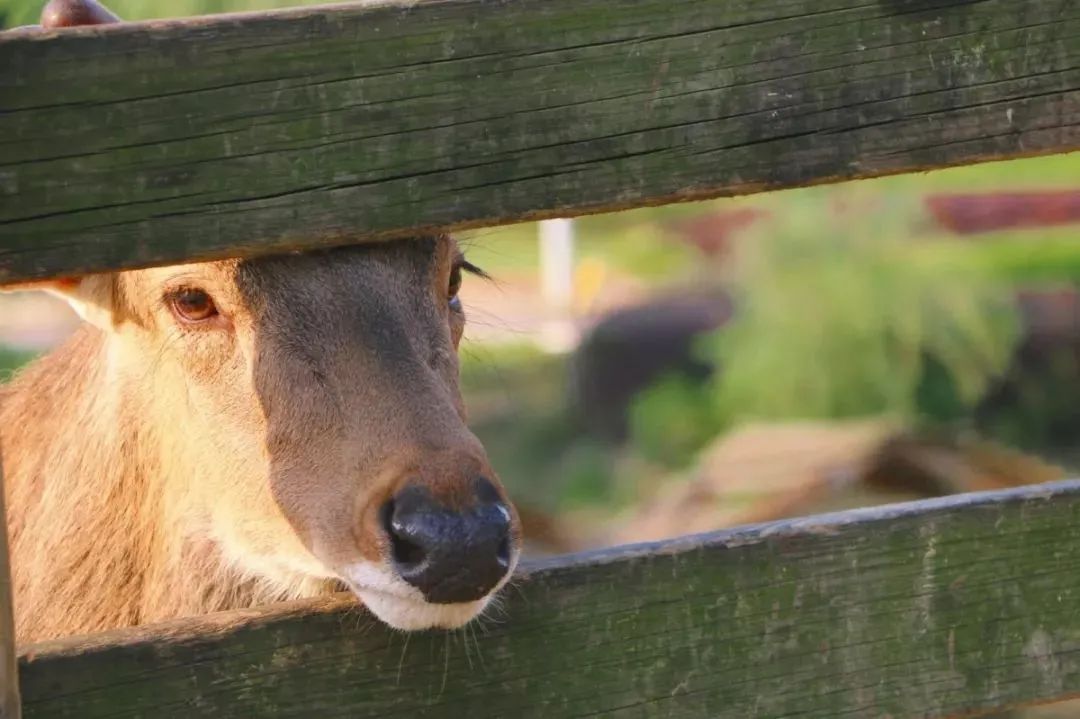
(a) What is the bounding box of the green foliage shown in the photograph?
[626,371,718,468]
[630,189,1021,464]
[923,230,1080,285]
[718,192,1018,420]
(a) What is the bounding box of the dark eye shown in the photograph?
[168,288,218,323]
[448,265,463,311]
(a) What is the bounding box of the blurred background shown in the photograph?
[458,155,1080,556]
[5,3,1080,715]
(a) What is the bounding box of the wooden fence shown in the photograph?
[1,0,1079,716]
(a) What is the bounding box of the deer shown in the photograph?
[2,0,521,646]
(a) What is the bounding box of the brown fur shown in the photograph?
[2,238,519,644]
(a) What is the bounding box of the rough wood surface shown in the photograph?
[0,467,20,719]
[1,0,1078,282]
[16,480,1080,718]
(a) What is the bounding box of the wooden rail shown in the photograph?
[17,481,1080,718]
[0,0,1078,282]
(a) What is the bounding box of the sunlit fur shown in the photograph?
[1,237,520,644]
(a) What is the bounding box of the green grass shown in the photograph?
[867,152,1080,192]
[921,229,1080,285]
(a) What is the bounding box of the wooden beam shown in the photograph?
[17,480,1080,718]
[0,464,20,719]
[1,0,1078,283]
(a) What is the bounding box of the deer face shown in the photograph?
[38,236,521,630]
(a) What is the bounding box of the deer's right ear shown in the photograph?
[3,276,118,330]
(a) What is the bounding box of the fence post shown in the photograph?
[0,457,20,719]
[538,218,576,351]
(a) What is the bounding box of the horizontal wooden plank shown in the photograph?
[1,0,1079,282]
[17,480,1080,718]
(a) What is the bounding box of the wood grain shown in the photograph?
[17,480,1080,718]
[1,0,1078,282]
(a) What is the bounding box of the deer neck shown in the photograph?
[1,326,241,641]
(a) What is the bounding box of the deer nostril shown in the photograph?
[380,499,428,569]
[390,530,427,568]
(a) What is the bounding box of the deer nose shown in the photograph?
[381,478,513,604]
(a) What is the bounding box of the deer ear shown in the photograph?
[3,276,118,330]
[40,0,120,28]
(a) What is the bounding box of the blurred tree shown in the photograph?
[631,188,1020,466]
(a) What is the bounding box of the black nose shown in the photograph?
[381,478,513,604]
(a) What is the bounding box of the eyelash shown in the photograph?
[458,259,488,279]
[450,258,487,311]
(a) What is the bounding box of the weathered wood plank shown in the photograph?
[0,464,20,719]
[17,480,1080,718]
[1,0,1078,282]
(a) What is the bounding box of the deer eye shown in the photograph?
[167,288,218,324]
